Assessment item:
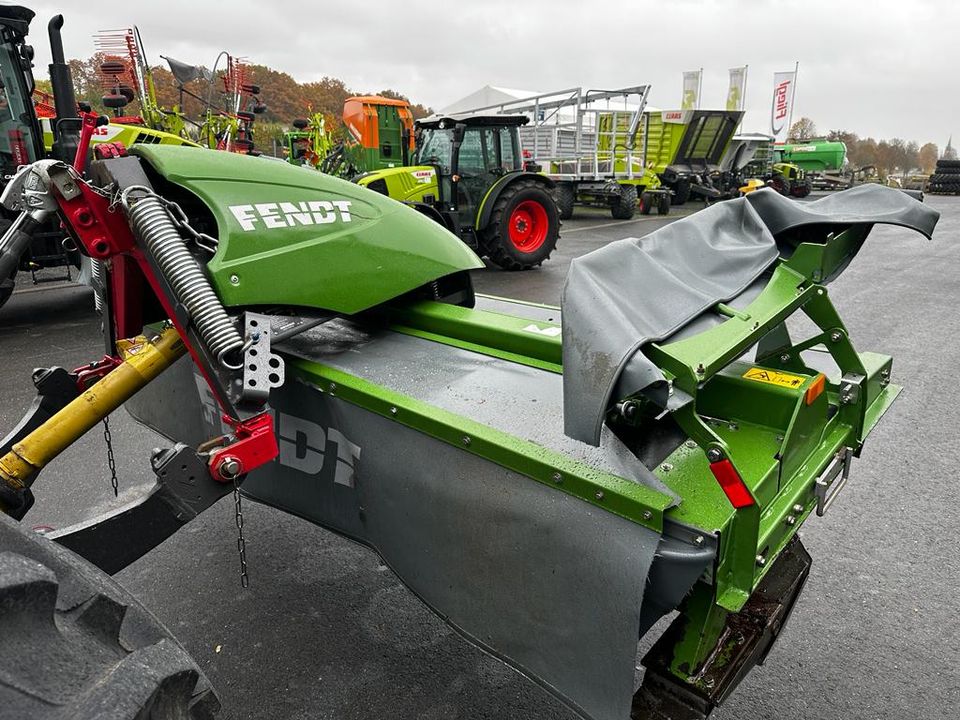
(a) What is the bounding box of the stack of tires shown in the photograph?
[928,159,960,194]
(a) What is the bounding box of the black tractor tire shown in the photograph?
[610,184,638,219]
[0,513,220,719]
[554,183,576,220]
[0,271,14,311]
[768,176,790,196]
[790,180,812,198]
[671,178,691,206]
[639,191,653,215]
[482,179,560,271]
[0,269,15,311]
[0,218,15,312]
[933,166,960,176]
[102,93,129,110]
[935,159,960,170]
[657,193,671,215]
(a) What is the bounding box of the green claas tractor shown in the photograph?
[0,111,939,720]
[769,161,812,198]
[355,113,560,270]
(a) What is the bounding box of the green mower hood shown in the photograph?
[130,146,483,314]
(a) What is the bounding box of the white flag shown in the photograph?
[770,70,796,141]
[726,67,747,111]
[681,70,701,110]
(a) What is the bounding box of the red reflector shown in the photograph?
[709,459,755,508]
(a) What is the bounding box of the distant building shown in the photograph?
[439,85,541,115]
[944,136,957,160]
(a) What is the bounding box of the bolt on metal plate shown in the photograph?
[241,311,285,403]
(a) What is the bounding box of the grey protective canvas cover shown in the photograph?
[562,184,939,445]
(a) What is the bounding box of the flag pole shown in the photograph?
[740,64,748,132]
[786,61,799,141]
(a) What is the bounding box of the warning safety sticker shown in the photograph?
[742,367,807,389]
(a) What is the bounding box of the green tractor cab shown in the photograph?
[357,113,560,270]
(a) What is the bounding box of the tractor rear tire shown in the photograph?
[0,270,15,311]
[790,180,812,198]
[0,513,220,719]
[482,179,559,270]
[935,159,960,170]
[554,183,576,220]
[611,185,638,219]
[671,179,691,206]
[657,193,671,215]
[0,219,14,312]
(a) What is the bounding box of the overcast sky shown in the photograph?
[21,0,958,147]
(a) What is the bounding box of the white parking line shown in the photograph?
[562,210,697,234]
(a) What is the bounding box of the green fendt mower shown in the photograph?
[355,113,560,270]
[0,109,938,720]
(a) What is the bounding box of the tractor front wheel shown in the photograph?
[483,180,559,270]
[0,514,220,719]
[768,177,789,196]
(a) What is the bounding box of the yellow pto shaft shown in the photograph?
[0,326,185,514]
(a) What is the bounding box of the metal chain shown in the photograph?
[159,196,220,254]
[233,477,249,588]
[102,416,118,497]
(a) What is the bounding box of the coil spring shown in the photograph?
[123,189,244,369]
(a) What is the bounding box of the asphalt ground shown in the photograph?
[0,195,957,719]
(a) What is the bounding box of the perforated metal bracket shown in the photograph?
[241,312,285,403]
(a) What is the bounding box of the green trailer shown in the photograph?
[642,108,744,204]
[774,141,847,173]
[774,141,849,190]
[0,138,939,720]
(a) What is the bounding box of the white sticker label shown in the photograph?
[411,169,435,184]
[523,323,562,337]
